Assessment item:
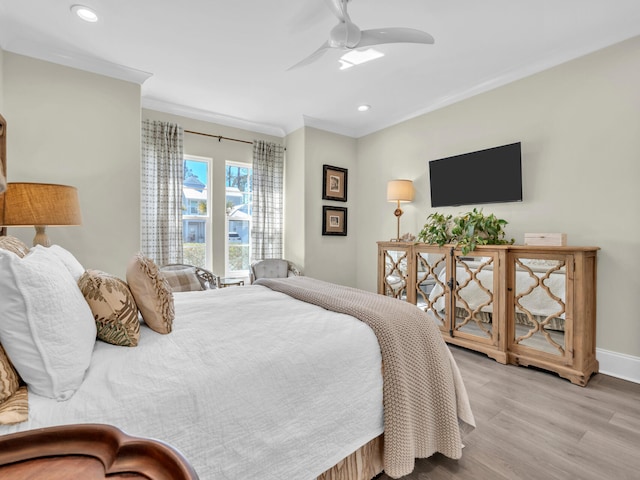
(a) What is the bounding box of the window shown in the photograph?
[182,157,210,268]
[226,162,252,274]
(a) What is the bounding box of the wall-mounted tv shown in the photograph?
[429,142,522,208]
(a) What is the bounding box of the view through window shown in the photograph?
[226,162,252,274]
[182,157,210,268]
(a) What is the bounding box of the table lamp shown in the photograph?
[387,179,414,241]
[0,182,82,246]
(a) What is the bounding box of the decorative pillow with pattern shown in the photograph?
[79,269,141,347]
[0,348,26,425]
[0,386,28,425]
[126,253,174,334]
[160,265,204,292]
[0,235,29,258]
[0,345,20,404]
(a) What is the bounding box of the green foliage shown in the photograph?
[418,208,514,255]
[228,245,250,271]
[183,243,205,267]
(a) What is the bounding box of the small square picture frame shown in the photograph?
[322,164,348,202]
[322,206,347,236]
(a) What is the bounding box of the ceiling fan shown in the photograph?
[288,0,435,70]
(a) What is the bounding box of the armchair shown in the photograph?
[249,259,301,284]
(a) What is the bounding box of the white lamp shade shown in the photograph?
[387,179,414,203]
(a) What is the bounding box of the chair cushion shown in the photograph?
[253,259,288,280]
[160,265,204,292]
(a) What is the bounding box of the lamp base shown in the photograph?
[33,226,51,247]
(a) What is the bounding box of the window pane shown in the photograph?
[183,159,209,268]
[226,163,252,273]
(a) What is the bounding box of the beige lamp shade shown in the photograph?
[386,179,414,241]
[387,179,415,203]
[0,182,82,246]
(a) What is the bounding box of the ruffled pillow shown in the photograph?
[126,253,174,334]
[79,270,141,347]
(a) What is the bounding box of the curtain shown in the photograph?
[141,120,184,266]
[251,140,284,260]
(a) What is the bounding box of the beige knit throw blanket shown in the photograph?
[255,276,475,479]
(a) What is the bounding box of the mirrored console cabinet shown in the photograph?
[377,241,599,386]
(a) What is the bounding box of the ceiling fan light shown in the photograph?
[338,48,384,70]
[358,105,371,112]
[71,5,99,23]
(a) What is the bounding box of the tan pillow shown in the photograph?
[0,235,29,258]
[0,344,20,403]
[161,265,204,292]
[0,345,27,425]
[78,270,141,347]
[126,253,174,334]
[0,386,28,425]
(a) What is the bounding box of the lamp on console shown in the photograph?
[0,182,82,246]
[387,179,414,241]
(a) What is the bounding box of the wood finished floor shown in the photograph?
[380,345,640,480]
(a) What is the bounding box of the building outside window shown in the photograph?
[226,162,252,274]
[182,157,210,268]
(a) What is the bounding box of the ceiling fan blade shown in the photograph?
[324,0,350,23]
[287,42,331,71]
[358,27,435,48]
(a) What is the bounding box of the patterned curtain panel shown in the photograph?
[141,120,184,266]
[251,140,284,261]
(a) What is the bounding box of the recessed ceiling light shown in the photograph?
[71,5,99,23]
[358,105,371,112]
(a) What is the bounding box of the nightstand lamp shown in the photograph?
[0,182,82,246]
[387,179,414,241]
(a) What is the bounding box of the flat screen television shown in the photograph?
[429,142,522,207]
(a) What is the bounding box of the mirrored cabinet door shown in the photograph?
[414,247,448,331]
[378,242,412,303]
[450,252,502,347]
[508,254,571,361]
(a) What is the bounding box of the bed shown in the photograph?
[0,237,474,480]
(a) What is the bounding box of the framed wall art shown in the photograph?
[322,164,348,202]
[322,206,347,236]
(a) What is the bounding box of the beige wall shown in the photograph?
[298,127,358,286]
[3,52,141,278]
[356,36,640,358]
[284,127,305,271]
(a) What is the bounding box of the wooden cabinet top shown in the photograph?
[377,241,599,253]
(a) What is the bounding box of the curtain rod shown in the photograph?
[184,129,253,145]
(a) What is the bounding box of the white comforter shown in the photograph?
[0,285,384,479]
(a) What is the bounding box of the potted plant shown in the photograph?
[417,208,514,254]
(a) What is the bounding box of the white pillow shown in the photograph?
[31,244,85,281]
[0,247,96,400]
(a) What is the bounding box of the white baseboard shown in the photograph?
[596,348,640,384]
